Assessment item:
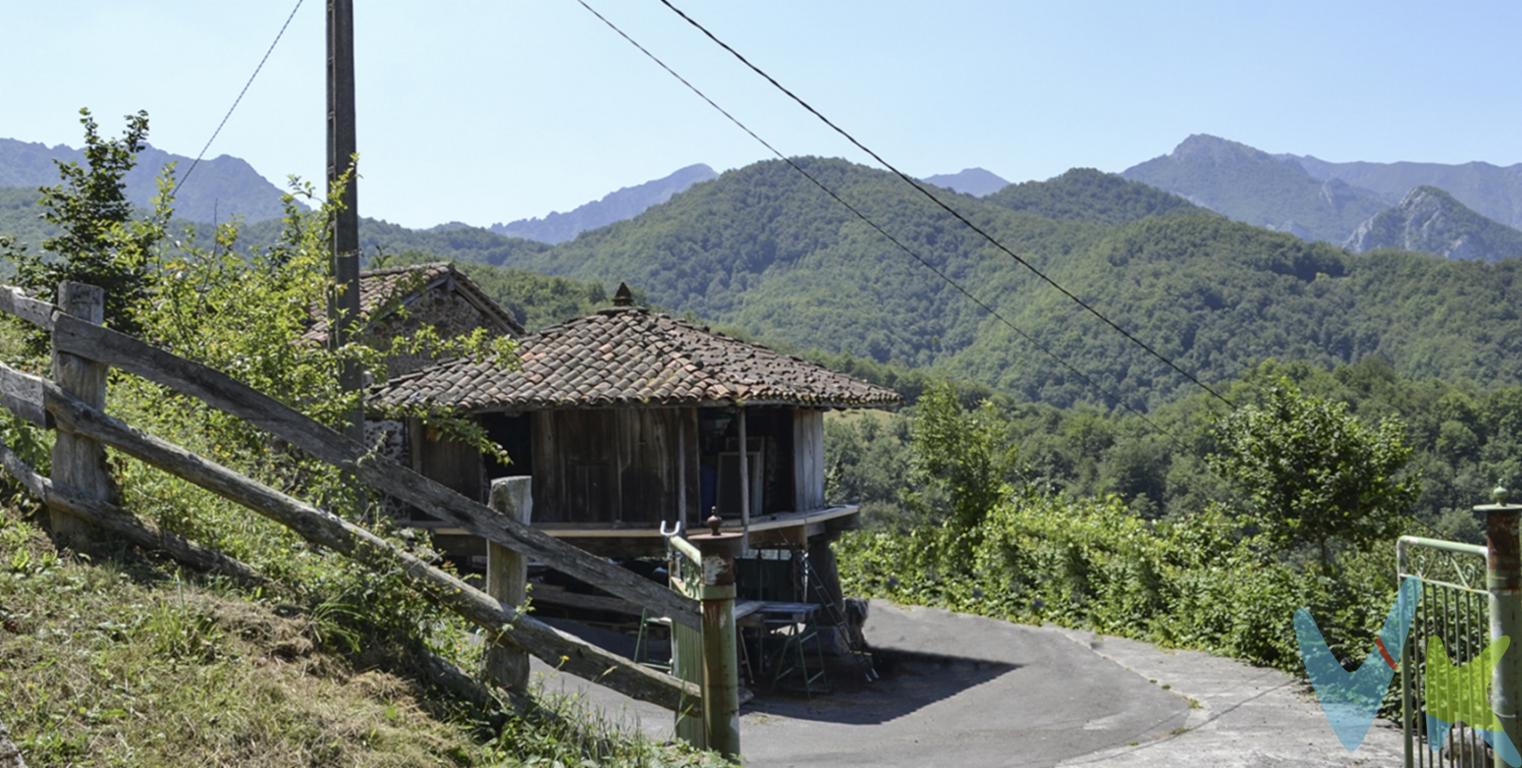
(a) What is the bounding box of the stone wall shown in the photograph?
[365,285,499,377]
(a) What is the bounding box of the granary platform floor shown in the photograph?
[529,603,1404,767]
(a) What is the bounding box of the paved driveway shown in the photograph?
[532,603,1405,766]
[534,603,1187,767]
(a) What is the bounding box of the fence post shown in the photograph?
[485,476,532,691]
[48,282,113,546]
[690,513,742,760]
[1479,484,1522,768]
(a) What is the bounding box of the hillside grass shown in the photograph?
[0,502,720,767]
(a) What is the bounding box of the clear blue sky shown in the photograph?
[5,1,1520,229]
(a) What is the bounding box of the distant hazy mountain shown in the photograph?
[986,168,1199,225]
[0,138,292,223]
[923,167,1009,197]
[1345,186,1522,262]
[1123,134,1388,243]
[490,163,716,244]
[1288,154,1522,231]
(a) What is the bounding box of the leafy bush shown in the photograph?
[838,490,1395,671]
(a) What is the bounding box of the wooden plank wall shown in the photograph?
[531,408,698,526]
[792,409,825,512]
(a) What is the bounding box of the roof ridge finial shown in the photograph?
[612,282,635,307]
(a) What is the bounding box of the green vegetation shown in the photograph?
[8,152,1522,412]
[0,113,718,767]
[832,372,1442,672]
[985,168,1199,225]
[1209,380,1416,566]
[5,109,170,333]
[486,157,1522,409]
[381,250,612,333]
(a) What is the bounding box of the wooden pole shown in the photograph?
[327,0,363,444]
[736,407,749,551]
[677,422,687,527]
[692,515,742,759]
[486,477,532,691]
[48,282,112,546]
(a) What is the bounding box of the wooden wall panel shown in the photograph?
[792,410,825,512]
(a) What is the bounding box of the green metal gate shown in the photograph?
[1398,535,1491,767]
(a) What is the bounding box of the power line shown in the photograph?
[171,0,305,199]
[656,0,1234,411]
[571,0,1183,446]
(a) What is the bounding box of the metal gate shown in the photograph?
[1398,535,1491,767]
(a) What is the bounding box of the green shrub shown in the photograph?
[838,488,1397,671]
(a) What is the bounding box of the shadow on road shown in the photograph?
[744,647,1019,725]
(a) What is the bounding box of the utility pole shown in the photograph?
[327,0,363,444]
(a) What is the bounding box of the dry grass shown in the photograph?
[0,505,721,767]
[0,511,485,767]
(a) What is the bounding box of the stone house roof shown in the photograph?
[372,285,902,412]
[303,262,523,344]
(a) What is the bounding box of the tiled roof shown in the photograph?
[372,291,902,412]
[304,262,523,343]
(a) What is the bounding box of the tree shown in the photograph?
[7,108,171,332]
[904,382,1014,535]
[1209,379,1418,567]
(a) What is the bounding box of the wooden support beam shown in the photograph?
[49,283,113,546]
[38,381,697,711]
[0,284,56,330]
[486,477,531,691]
[0,365,48,428]
[531,583,643,616]
[738,408,749,550]
[0,434,265,585]
[49,314,702,629]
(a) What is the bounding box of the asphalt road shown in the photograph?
[533,603,1190,767]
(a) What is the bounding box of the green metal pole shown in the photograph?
[1478,485,1522,768]
[691,513,742,760]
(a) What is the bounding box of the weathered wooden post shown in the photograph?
[485,476,532,691]
[689,512,742,759]
[1479,484,1522,768]
[48,282,114,546]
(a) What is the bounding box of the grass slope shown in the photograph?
[0,506,720,767]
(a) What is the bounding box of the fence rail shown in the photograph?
[0,282,710,716]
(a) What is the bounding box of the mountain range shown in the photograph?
[488,163,717,244]
[923,167,1009,197]
[482,158,1522,407]
[5,138,1522,410]
[1122,134,1522,261]
[1344,185,1522,260]
[0,138,292,223]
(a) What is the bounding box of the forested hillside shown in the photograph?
[985,168,1200,225]
[7,154,1522,411]
[492,157,1522,409]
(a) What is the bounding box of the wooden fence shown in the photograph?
[0,282,742,737]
